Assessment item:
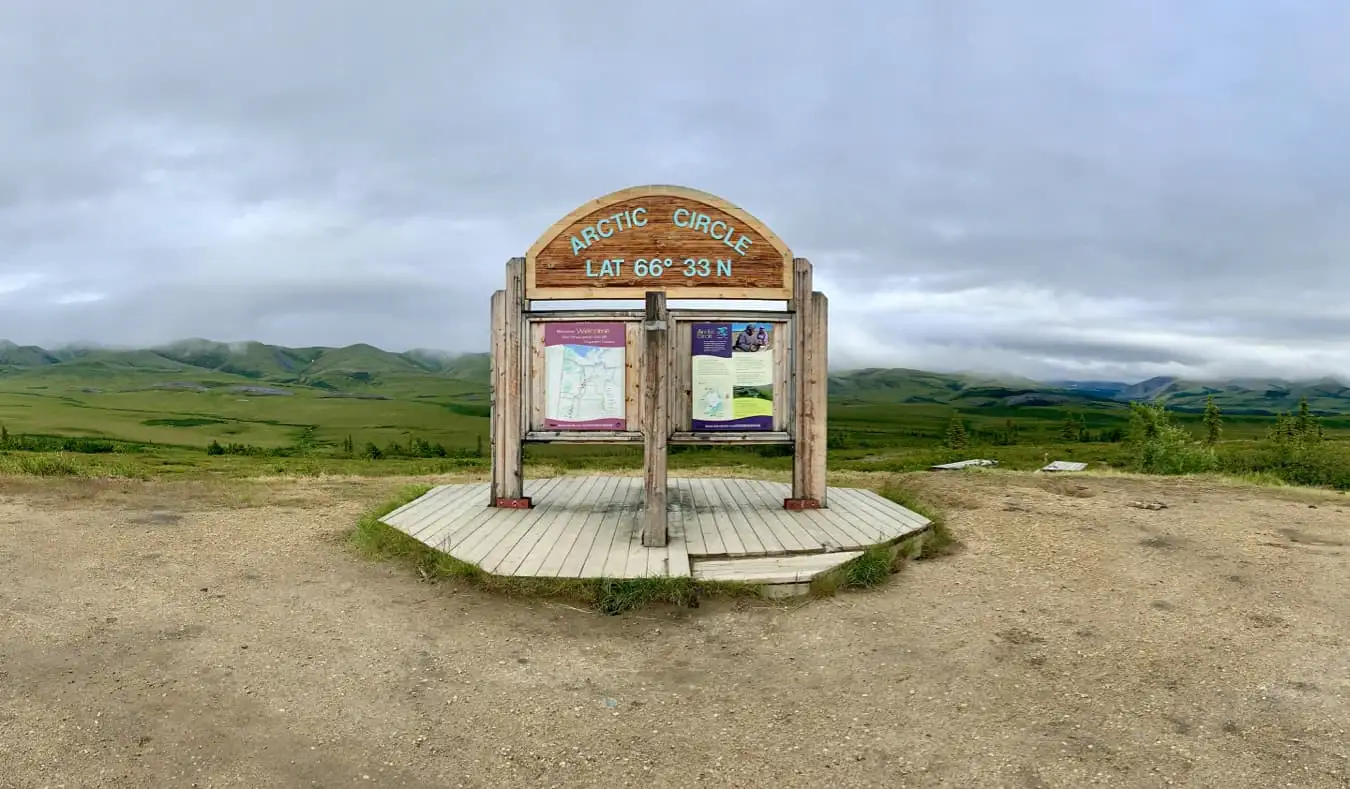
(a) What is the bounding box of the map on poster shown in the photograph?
[543,322,626,430]
[690,322,775,431]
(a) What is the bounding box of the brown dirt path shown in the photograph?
[0,471,1346,788]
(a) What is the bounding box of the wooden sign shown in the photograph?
[525,185,794,300]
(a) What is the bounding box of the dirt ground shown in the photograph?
[1,470,1346,789]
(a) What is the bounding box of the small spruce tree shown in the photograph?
[1059,413,1079,442]
[1202,395,1223,446]
[0,423,7,446]
[943,412,969,451]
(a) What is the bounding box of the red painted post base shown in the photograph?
[493,497,533,509]
[783,498,822,511]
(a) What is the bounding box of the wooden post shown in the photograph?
[805,291,828,507]
[642,291,669,546]
[786,258,825,509]
[488,289,505,506]
[491,258,529,508]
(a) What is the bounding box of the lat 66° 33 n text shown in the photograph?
[583,257,734,279]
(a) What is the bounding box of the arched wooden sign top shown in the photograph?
[525,185,794,300]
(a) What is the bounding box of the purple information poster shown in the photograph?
[690,322,775,431]
[543,322,627,430]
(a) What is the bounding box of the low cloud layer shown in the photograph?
[2,0,1348,382]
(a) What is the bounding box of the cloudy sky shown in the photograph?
[2,0,1348,382]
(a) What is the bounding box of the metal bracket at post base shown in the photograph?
[493,497,533,509]
[783,498,822,511]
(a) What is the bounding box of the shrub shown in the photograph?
[1125,401,1217,475]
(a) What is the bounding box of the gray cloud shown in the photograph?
[2,0,1349,381]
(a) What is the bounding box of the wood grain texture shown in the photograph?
[379,477,932,579]
[491,259,526,503]
[790,259,816,504]
[488,289,505,506]
[642,291,670,547]
[527,320,546,432]
[804,290,829,506]
[525,185,793,300]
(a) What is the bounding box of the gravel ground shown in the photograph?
[1,471,1347,789]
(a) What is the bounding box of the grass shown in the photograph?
[0,451,146,479]
[877,484,959,560]
[4,362,1350,491]
[807,482,957,598]
[347,485,762,614]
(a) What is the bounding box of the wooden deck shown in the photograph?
[379,476,932,581]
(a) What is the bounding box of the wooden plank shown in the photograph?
[692,551,863,584]
[670,318,692,434]
[649,481,687,576]
[773,319,791,431]
[704,477,760,556]
[804,290,828,506]
[662,508,692,577]
[512,475,615,577]
[380,485,450,530]
[381,485,446,525]
[588,476,638,577]
[529,285,793,301]
[624,321,642,432]
[641,291,669,547]
[673,480,706,555]
[623,495,656,578]
[698,477,746,556]
[666,309,790,322]
[398,484,489,542]
[577,476,631,578]
[733,479,817,552]
[830,487,931,535]
[414,485,496,552]
[487,475,604,575]
[853,487,933,531]
[816,488,898,543]
[500,258,526,499]
[668,431,792,445]
[551,477,635,578]
[758,480,867,550]
[530,309,791,322]
[524,431,644,444]
[603,478,647,578]
[489,289,505,505]
[684,478,726,557]
[527,320,546,431]
[443,476,567,557]
[718,478,792,554]
[746,478,844,551]
[387,486,468,537]
[790,259,813,501]
[463,475,584,568]
[527,310,646,321]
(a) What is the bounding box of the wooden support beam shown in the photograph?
[788,258,825,508]
[642,291,670,547]
[804,290,829,507]
[491,259,529,508]
[488,289,504,507]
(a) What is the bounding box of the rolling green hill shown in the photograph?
[0,338,1346,415]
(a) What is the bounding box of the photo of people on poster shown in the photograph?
[733,324,772,353]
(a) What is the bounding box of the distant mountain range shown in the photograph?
[1,339,1346,414]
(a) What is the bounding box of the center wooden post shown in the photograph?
[642,291,670,547]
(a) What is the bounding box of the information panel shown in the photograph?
[543,322,627,430]
[690,322,775,431]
